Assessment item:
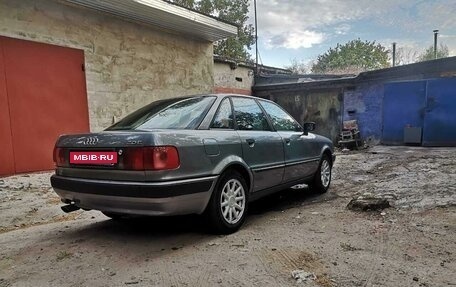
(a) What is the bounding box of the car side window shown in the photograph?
[232,97,270,131]
[259,100,302,132]
[211,98,234,129]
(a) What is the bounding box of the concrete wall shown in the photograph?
[213,62,253,95]
[0,0,214,131]
[256,88,343,143]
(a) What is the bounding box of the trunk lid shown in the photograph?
[56,131,152,148]
[54,131,154,181]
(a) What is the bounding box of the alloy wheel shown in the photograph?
[320,159,331,188]
[220,179,246,224]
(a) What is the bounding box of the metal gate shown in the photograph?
[382,78,456,146]
[0,36,90,176]
[423,78,456,146]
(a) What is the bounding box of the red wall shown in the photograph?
[0,36,90,176]
[0,42,15,175]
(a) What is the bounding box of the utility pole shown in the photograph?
[392,42,396,67]
[433,29,439,59]
[254,0,259,75]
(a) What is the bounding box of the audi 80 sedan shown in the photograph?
[51,94,335,234]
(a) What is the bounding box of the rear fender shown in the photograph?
[212,156,254,193]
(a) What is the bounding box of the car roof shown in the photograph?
[199,93,275,103]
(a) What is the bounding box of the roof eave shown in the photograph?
[63,0,238,41]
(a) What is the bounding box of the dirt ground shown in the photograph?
[0,146,455,287]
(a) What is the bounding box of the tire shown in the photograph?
[205,170,249,234]
[309,154,332,194]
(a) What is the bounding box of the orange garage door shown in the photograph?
[0,36,89,176]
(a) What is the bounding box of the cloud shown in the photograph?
[376,0,456,32]
[335,24,351,35]
[251,0,401,49]
[250,0,455,50]
[266,30,324,49]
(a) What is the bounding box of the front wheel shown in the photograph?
[205,171,248,234]
[309,155,332,193]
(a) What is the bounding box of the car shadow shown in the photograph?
[249,186,337,215]
[65,186,336,236]
[50,187,338,256]
[114,186,335,225]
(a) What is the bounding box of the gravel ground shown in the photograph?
[0,146,455,287]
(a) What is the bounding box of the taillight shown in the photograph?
[122,147,145,170]
[122,146,179,171]
[53,147,65,167]
[146,146,180,170]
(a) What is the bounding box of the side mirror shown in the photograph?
[302,122,315,135]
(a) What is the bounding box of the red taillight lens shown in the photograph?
[122,146,179,171]
[53,147,65,167]
[122,147,145,170]
[145,146,180,170]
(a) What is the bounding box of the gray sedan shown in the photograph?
[51,94,335,234]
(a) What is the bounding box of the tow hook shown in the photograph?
[61,204,80,213]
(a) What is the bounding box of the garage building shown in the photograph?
[254,57,456,146]
[0,0,236,176]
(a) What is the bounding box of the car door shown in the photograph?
[207,97,244,164]
[231,97,284,192]
[259,100,320,183]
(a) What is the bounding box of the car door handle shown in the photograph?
[246,138,255,147]
[284,138,291,145]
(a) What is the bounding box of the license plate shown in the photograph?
[70,151,118,165]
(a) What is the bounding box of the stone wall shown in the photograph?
[0,0,214,131]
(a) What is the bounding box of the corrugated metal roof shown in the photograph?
[64,0,238,41]
[253,56,456,92]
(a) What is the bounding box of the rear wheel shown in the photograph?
[205,170,248,234]
[309,154,332,193]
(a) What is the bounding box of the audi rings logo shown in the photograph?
[83,137,99,145]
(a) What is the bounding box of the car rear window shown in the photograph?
[107,96,216,130]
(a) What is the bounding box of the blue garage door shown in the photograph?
[382,81,426,145]
[382,78,456,146]
[423,78,456,146]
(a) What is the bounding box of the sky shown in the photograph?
[247,0,456,68]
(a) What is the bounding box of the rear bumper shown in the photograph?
[51,175,217,216]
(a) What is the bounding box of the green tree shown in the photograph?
[311,39,390,74]
[170,0,255,62]
[418,44,449,62]
[171,0,195,8]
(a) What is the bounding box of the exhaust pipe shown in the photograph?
[61,204,80,213]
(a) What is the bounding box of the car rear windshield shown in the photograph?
[107,96,216,130]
